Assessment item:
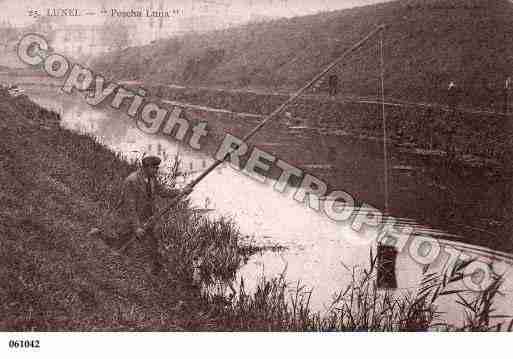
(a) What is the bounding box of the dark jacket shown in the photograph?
[119,170,179,230]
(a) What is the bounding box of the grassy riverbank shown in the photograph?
[1,90,511,331]
[0,89,246,330]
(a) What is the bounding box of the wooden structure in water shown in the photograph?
[377,244,398,289]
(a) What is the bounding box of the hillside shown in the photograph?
[0,90,246,330]
[92,0,513,110]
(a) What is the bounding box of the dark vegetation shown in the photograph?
[93,0,513,110]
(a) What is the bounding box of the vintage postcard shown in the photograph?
[0,0,512,351]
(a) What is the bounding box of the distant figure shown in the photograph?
[504,77,511,114]
[328,74,339,97]
[284,112,293,126]
[445,82,460,160]
[118,156,192,275]
[503,87,509,114]
[447,81,458,109]
[327,146,337,162]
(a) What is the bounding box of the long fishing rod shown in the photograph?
[120,24,386,251]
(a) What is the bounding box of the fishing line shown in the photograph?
[379,28,389,216]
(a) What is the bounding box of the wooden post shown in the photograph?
[377,244,398,289]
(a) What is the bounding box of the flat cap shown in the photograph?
[142,155,161,167]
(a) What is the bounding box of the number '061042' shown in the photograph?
[8,339,40,349]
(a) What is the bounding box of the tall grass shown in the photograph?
[142,153,247,288]
[202,249,512,331]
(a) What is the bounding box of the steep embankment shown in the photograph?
[93,0,513,110]
[0,91,227,330]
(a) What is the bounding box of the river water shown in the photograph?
[24,85,513,327]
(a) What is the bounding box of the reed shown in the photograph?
[203,249,512,331]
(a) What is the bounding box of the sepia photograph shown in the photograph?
[1,0,513,352]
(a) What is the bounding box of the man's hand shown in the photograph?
[135,227,146,239]
[182,184,193,196]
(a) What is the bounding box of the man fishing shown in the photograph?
[91,25,385,278]
[118,155,192,275]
